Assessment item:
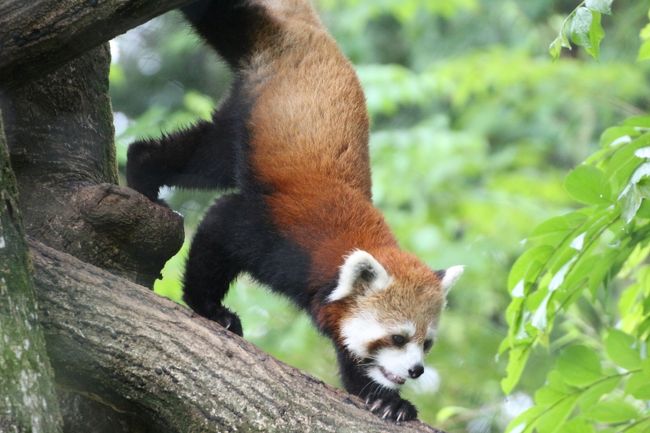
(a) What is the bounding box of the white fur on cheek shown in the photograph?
[327,250,390,302]
[366,366,398,390]
[340,314,386,358]
[375,342,423,379]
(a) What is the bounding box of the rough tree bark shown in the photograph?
[0,1,449,432]
[2,44,184,289]
[0,0,194,85]
[1,42,184,433]
[0,114,62,432]
[31,240,443,433]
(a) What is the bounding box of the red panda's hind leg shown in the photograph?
[126,120,232,203]
[126,84,251,203]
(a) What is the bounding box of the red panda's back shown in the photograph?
[245,8,371,198]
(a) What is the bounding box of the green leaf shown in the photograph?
[536,395,579,433]
[569,7,593,50]
[564,165,612,205]
[436,406,468,422]
[549,36,563,59]
[605,330,642,370]
[586,11,604,59]
[599,126,637,148]
[585,0,612,14]
[625,372,650,400]
[535,371,573,405]
[502,346,531,394]
[561,418,595,433]
[529,212,587,246]
[578,376,620,408]
[583,400,640,423]
[506,405,546,433]
[557,346,602,387]
[508,245,554,292]
[639,41,650,62]
[549,33,571,59]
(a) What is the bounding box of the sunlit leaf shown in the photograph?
[560,417,595,433]
[585,0,612,15]
[578,375,620,408]
[569,7,593,50]
[536,395,579,433]
[565,165,612,205]
[605,330,642,370]
[557,346,602,387]
[583,400,640,423]
[502,346,532,394]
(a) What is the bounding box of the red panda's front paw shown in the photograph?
[366,394,417,422]
[209,307,243,337]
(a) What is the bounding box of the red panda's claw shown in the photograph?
[365,394,417,422]
[368,399,383,413]
[210,307,243,337]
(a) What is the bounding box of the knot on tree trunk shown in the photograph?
[78,183,184,286]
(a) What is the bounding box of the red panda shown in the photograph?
[126,0,463,422]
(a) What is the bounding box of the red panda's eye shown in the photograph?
[391,335,407,347]
[423,339,433,352]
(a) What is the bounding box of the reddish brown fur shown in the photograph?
[244,0,445,339]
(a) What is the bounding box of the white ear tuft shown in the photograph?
[441,265,464,295]
[327,250,390,302]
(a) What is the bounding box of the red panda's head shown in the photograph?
[326,248,463,390]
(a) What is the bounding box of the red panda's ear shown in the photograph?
[440,265,464,296]
[327,250,390,302]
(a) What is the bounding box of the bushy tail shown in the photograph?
[181,0,273,67]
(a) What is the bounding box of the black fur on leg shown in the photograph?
[182,193,312,337]
[181,0,277,67]
[126,78,252,201]
[208,306,243,336]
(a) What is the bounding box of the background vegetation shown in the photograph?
[109,1,650,431]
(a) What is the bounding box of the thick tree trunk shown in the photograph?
[31,240,443,433]
[2,44,184,289]
[0,114,62,432]
[0,0,194,85]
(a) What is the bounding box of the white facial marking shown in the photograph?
[372,342,424,384]
[327,250,391,302]
[340,313,386,358]
[441,265,464,294]
[398,322,416,338]
[367,366,398,389]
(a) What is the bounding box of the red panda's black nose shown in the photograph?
[408,365,424,379]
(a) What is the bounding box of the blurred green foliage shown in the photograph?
[109,1,650,431]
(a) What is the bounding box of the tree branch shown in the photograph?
[0,0,194,85]
[31,240,445,433]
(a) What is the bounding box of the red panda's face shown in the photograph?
[327,249,463,390]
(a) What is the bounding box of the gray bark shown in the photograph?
[31,240,444,433]
[1,38,183,432]
[0,0,194,85]
[0,113,62,432]
[2,44,184,288]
